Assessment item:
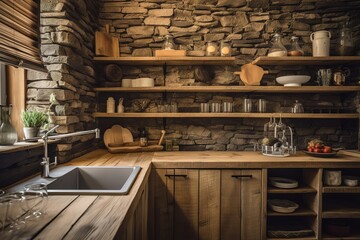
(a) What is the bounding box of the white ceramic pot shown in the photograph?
[323,170,342,186]
[310,31,331,57]
[122,79,132,88]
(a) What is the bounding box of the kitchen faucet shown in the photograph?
[41,125,100,178]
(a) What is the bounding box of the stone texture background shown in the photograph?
[25,0,360,161]
[26,0,100,162]
[97,0,360,151]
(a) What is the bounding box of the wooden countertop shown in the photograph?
[3,149,360,239]
[3,149,153,240]
[152,151,360,168]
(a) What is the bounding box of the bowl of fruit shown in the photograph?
[304,139,337,158]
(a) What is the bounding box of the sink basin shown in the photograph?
[45,166,141,195]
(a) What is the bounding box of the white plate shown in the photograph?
[269,177,298,188]
[268,199,299,213]
[276,75,311,86]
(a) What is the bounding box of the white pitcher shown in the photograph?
[310,31,331,57]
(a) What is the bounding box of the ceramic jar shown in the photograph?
[311,31,331,57]
[323,170,342,186]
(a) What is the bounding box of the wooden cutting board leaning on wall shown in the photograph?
[95,24,120,57]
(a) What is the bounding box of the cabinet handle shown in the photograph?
[165,174,188,178]
[232,174,253,179]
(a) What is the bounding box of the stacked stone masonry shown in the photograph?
[26,0,100,162]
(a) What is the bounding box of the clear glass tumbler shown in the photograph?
[23,183,48,219]
[257,99,266,113]
[244,98,252,112]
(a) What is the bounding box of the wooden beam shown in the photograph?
[6,65,26,140]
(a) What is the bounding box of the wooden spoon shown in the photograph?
[158,130,166,145]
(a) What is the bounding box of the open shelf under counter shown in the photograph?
[267,208,317,217]
[252,56,360,65]
[322,208,360,218]
[268,237,317,240]
[268,185,317,194]
[93,112,359,119]
[93,56,235,65]
[323,186,360,193]
[322,234,360,240]
[94,86,360,93]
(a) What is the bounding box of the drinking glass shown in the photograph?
[23,183,48,219]
[200,103,209,113]
[243,98,252,112]
[0,192,26,232]
[257,99,266,113]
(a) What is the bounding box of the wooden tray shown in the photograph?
[107,144,163,153]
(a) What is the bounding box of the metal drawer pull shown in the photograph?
[165,174,188,178]
[232,175,253,179]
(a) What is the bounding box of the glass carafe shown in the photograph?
[268,33,287,57]
[0,105,18,145]
[338,25,354,56]
[288,36,304,56]
[163,34,176,50]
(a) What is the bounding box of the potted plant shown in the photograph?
[21,110,48,139]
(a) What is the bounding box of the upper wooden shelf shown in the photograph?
[93,56,235,65]
[252,56,360,65]
[93,112,359,119]
[323,186,360,193]
[268,185,317,194]
[94,86,360,93]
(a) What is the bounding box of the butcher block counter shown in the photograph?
[3,149,360,240]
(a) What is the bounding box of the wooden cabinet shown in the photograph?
[149,168,264,240]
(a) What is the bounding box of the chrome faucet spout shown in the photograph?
[41,127,100,178]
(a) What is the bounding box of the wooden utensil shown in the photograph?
[234,64,269,85]
[158,130,166,145]
[95,24,120,57]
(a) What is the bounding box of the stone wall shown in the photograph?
[97,0,360,151]
[26,0,100,162]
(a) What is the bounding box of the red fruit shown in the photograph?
[323,146,332,153]
[307,146,314,152]
[314,148,322,153]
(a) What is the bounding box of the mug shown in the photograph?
[333,68,350,86]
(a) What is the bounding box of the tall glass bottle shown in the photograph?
[0,105,18,145]
[338,23,354,56]
[268,33,287,57]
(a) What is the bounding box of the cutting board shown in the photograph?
[107,144,164,153]
[95,25,120,57]
[103,125,134,148]
[234,64,268,85]
[155,50,186,57]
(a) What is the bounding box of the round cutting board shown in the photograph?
[103,125,134,147]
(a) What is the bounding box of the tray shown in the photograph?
[107,144,163,153]
[304,151,337,158]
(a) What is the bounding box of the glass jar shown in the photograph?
[338,25,354,56]
[292,100,304,113]
[268,33,287,57]
[139,128,148,147]
[0,105,18,145]
[288,36,304,56]
[220,40,231,57]
[163,34,176,50]
[206,42,218,56]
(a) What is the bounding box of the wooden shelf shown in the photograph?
[268,237,316,240]
[322,208,360,218]
[267,208,317,217]
[94,86,360,93]
[323,186,360,193]
[93,112,359,119]
[93,56,235,65]
[268,185,317,194]
[322,235,360,240]
[252,56,360,65]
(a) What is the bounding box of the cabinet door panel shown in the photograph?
[240,169,262,240]
[221,170,241,240]
[174,169,199,240]
[155,169,174,240]
[199,170,221,240]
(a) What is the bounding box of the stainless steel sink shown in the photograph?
[45,166,141,195]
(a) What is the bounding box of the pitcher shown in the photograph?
[311,31,331,57]
[0,105,18,145]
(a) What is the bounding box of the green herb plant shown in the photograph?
[21,111,48,128]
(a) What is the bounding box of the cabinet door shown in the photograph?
[154,169,199,240]
[221,170,263,240]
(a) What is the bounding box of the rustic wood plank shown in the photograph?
[93,112,359,119]
[94,86,360,93]
[34,196,98,240]
[127,213,135,240]
[240,170,262,240]
[135,189,143,240]
[261,169,267,240]
[221,170,241,240]
[199,170,220,240]
[252,56,360,65]
[4,196,78,239]
[154,169,174,240]
[148,169,155,240]
[174,169,199,240]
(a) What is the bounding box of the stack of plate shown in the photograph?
[268,199,299,213]
[269,177,298,188]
